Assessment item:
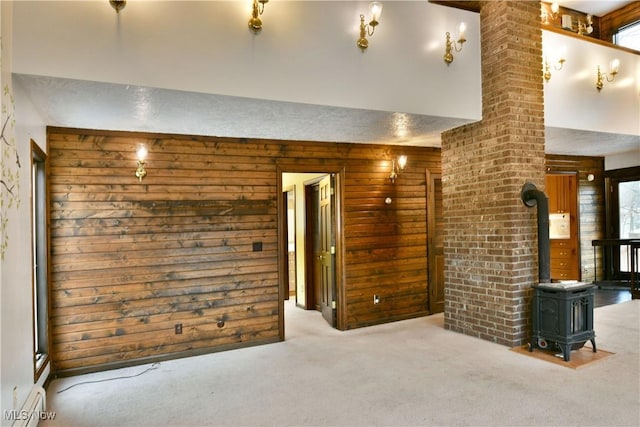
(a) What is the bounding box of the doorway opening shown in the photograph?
[279,169,344,339]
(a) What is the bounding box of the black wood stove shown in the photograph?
[529,282,596,362]
[520,183,596,362]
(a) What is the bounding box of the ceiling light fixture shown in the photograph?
[357,2,383,51]
[248,0,269,34]
[596,59,619,91]
[443,23,466,65]
[109,0,126,13]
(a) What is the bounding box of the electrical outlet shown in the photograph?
[373,294,380,304]
[174,323,182,334]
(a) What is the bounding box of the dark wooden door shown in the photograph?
[282,188,290,301]
[305,184,320,310]
[427,171,445,313]
[319,174,336,326]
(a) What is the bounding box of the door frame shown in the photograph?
[277,162,346,338]
[426,169,444,314]
[283,185,296,301]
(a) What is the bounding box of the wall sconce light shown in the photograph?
[135,145,148,183]
[443,23,466,65]
[578,15,594,35]
[248,0,269,34]
[389,155,407,184]
[109,0,126,13]
[543,56,566,82]
[542,2,559,25]
[357,2,383,51]
[596,59,619,91]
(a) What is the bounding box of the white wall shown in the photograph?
[12,1,483,121]
[543,30,640,137]
[11,2,638,152]
[0,2,8,418]
[1,0,48,419]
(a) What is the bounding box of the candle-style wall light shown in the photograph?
[109,0,126,13]
[357,2,383,51]
[248,0,269,33]
[135,145,148,183]
[596,59,619,91]
[389,155,407,184]
[444,22,467,65]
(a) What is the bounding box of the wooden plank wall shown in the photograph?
[48,127,440,374]
[546,155,605,283]
[343,150,439,328]
[600,2,640,45]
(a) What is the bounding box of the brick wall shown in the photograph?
[441,1,545,347]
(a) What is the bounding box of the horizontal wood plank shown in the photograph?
[48,128,440,373]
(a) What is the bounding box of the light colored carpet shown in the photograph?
[46,299,640,427]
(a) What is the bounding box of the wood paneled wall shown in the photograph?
[48,128,440,374]
[541,2,602,39]
[600,2,640,45]
[546,155,605,283]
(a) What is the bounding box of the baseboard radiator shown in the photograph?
[12,386,46,427]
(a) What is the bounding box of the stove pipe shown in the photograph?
[521,182,551,284]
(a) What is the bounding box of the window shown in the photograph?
[618,180,640,272]
[614,21,640,50]
[605,167,640,282]
[32,141,49,380]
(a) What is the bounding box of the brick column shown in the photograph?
[441,1,545,346]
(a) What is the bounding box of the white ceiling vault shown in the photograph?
[559,1,634,17]
[11,1,640,159]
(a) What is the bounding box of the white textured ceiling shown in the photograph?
[14,74,471,147]
[559,1,635,16]
[16,74,639,157]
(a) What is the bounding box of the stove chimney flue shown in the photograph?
[521,182,551,284]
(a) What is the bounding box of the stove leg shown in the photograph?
[558,343,570,362]
[590,338,597,353]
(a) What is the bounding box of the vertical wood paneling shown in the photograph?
[48,128,440,374]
